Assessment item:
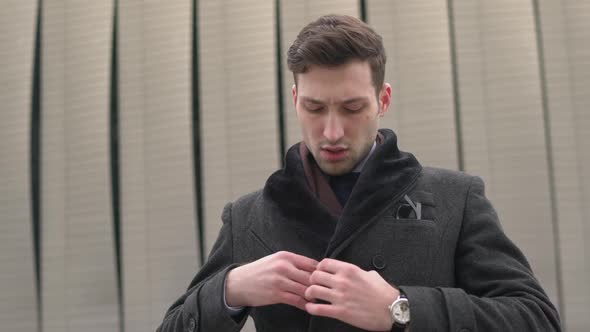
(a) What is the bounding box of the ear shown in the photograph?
[378,83,392,117]
[292,84,297,108]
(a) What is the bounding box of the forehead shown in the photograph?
[296,61,376,100]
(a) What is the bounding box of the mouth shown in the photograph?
[320,146,348,162]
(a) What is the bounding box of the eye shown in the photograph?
[344,104,364,113]
[305,105,324,113]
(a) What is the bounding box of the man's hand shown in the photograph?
[304,258,399,331]
[225,251,318,311]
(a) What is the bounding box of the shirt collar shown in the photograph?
[352,141,377,173]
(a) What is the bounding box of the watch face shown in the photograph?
[393,299,411,324]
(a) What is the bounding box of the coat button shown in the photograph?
[187,317,196,332]
[372,254,386,270]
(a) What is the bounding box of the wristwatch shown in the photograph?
[388,293,410,331]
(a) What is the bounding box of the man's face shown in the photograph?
[293,60,391,176]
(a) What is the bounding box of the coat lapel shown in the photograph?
[325,129,422,257]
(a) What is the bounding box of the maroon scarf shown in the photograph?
[298,132,384,217]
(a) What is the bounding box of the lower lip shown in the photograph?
[320,149,348,162]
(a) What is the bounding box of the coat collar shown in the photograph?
[263,129,422,256]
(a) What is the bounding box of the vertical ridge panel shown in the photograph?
[538,0,590,330]
[41,1,120,331]
[0,1,39,331]
[368,1,458,169]
[118,0,199,331]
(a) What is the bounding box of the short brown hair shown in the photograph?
[287,14,386,92]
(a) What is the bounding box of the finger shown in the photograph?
[279,277,308,297]
[316,258,351,274]
[277,291,309,311]
[288,253,319,272]
[305,284,337,303]
[305,302,343,321]
[287,267,314,286]
[309,270,335,287]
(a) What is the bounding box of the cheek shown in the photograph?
[359,114,379,138]
[299,117,322,139]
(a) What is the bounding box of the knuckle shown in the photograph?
[277,277,288,289]
[309,270,320,283]
[271,275,284,288]
[334,277,348,289]
[344,265,356,275]
[333,289,345,302]
[278,292,291,302]
[343,265,360,279]
[276,251,292,260]
[273,261,289,275]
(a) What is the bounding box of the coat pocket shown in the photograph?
[247,228,275,255]
[338,216,439,286]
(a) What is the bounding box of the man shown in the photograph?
[157,15,560,331]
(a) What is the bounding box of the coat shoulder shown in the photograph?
[233,189,264,209]
[228,189,266,230]
[419,166,477,188]
[414,167,482,210]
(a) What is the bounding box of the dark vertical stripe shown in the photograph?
[359,0,367,23]
[192,0,205,265]
[532,0,565,323]
[109,1,124,331]
[275,0,286,166]
[30,1,43,331]
[446,0,465,171]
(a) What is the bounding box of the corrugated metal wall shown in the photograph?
[0,1,38,331]
[0,0,588,331]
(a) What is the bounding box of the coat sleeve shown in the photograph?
[398,176,561,332]
[156,203,249,332]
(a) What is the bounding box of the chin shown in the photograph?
[318,163,354,176]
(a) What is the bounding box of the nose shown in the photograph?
[323,111,344,143]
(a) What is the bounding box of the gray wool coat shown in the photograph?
[157,129,560,332]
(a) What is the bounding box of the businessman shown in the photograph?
[157,15,560,331]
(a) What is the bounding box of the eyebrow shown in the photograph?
[299,96,369,104]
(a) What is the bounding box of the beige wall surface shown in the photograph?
[537,1,590,330]
[118,0,199,331]
[200,0,280,257]
[370,1,458,170]
[0,1,38,331]
[40,1,121,331]
[41,1,119,332]
[0,0,588,331]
